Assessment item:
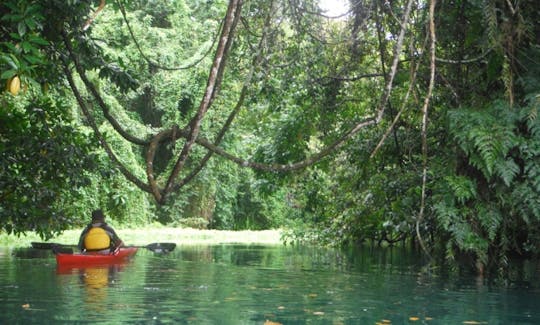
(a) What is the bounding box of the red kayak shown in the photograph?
[55,247,138,266]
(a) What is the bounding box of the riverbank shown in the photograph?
[0,227,284,248]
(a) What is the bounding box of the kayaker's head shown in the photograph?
[91,209,105,223]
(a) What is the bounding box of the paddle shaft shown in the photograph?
[32,242,176,253]
[125,242,176,253]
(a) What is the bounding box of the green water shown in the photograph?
[1,245,539,324]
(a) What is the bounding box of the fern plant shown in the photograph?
[435,94,540,272]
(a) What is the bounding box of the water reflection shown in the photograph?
[1,245,539,324]
[11,247,51,259]
[56,263,125,314]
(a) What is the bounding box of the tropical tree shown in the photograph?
[2,0,540,276]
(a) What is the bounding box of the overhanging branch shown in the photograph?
[161,0,244,203]
[61,56,152,193]
[62,31,149,146]
[172,0,277,193]
[59,0,415,205]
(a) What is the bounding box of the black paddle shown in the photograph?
[125,243,177,253]
[31,242,76,249]
[51,245,74,255]
[32,242,176,253]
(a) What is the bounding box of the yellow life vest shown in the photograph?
[83,227,111,250]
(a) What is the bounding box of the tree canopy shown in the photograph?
[1,0,540,273]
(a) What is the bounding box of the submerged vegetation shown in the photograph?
[1,0,540,274]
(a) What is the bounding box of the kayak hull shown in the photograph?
[55,247,138,266]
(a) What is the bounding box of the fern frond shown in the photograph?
[445,175,477,204]
[433,201,460,231]
[473,129,500,175]
[451,221,489,258]
[524,161,540,192]
[526,100,540,137]
[476,203,502,241]
[511,183,540,223]
[483,0,500,49]
[496,158,520,186]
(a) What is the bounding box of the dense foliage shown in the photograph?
[1,0,539,273]
[280,0,540,275]
[1,94,96,238]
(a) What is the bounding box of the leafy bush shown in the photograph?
[432,97,540,269]
[0,94,97,238]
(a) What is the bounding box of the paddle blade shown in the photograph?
[145,243,176,253]
[52,245,74,255]
[31,242,56,249]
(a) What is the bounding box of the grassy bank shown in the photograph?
[0,227,284,248]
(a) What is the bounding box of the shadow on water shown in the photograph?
[11,247,53,259]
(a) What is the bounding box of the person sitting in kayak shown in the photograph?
[78,209,124,254]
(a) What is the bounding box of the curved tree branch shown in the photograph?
[375,0,414,124]
[62,30,149,146]
[374,0,401,161]
[60,0,416,206]
[83,0,106,31]
[145,130,170,202]
[371,35,429,158]
[163,0,414,190]
[435,49,492,64]
[61,56,152,193]
[173,0,277,192]
[161,0,244,202]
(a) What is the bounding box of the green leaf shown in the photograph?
[21,41,33,53]
[476,204,502,241]
[24,55,43,65]
[9,32,21,40]
[28,35,48,46]
[445,175,477,204]
[1,69,17,79]
[497,158,520,186]
[0,14,15,22]
[24,18,37,30]
[1,54,20,70]
[17,21,27,36]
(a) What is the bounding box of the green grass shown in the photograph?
[0,227,284,248]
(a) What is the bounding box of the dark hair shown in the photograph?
[91,209,105,222]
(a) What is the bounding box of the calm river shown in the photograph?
[1,245,539,324]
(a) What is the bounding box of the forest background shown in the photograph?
[1,0,540,274]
